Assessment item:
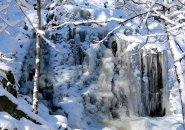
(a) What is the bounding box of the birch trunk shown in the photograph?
[164,0,185,123]
[33,0,41,114]
[168,35,185,123]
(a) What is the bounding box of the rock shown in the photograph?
[0,95,41,125]
[0,68,17,97]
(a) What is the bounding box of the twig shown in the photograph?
[94,25,122,44]
[47,11,151,31]
[140,0,157,29]
[177,0,185,6]
[168,23,185,31]
[153,9,177,25]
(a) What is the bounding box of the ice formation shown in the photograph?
[140,47,168,116]
[83,34,169,120]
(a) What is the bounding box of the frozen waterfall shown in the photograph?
[83,36,169,120]
[140,48,168,116]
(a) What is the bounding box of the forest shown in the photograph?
[0,0,185,130]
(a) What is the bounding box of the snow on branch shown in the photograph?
[174,52,185,62]
[0,23,8,33]
[168,23,185,31]
[48,18,125,31]
[153,10,177,25]
[36,29,45,35]
[168,35,185,62]
[47,11,151,32]
[35,29,59,51]
[140,0,157,29]
[0,51,15,63]
[40,34,59,52]
[95,25,122,44]
[48,11,171,45]
[173,37,185,61]
[130,0,168,8]
[17,0,34,10]
[169,10,185,17]
[176,0,185,6]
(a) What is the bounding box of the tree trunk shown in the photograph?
[168,35,185,125]
[164,0,185,124]
[33,0,41,114]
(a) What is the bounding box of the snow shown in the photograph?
[0,33,31,80]
[38,103,68,130]
[0,85,68,130]
[37,29,45,35]
[0,112,50,130]
[103,115,183,130]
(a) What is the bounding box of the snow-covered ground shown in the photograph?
[102,115,183,130]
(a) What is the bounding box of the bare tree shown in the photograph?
[33,0,41,114]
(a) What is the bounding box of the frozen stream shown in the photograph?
[96,115,183,130]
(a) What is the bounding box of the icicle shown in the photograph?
[140,48,168,117]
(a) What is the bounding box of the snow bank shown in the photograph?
[0,112,50,130]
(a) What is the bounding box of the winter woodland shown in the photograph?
[0,0,185,130]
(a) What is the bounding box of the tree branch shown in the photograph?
[139,0,157,29]
[0,23,8,33]
[47,11,151,31]
[153,10,177,25]
[15,0,58,51]
[95,25,122,44]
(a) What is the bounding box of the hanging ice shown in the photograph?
[140,48,168,116]
[83,35,169,120]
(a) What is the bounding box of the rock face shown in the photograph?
[0,68,17,97]
[0,67,41,125]
[0,95,40,124]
